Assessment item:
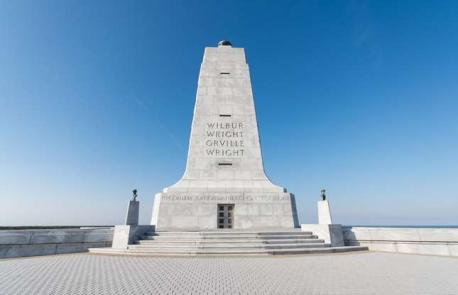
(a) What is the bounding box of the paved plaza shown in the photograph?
[0,252,457,295]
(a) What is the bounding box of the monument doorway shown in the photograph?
[217,204,234,229]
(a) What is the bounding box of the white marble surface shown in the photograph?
[152,42,298,230]
[125,201,139,226]
[301,224,344,246]
[0,228,113,259]
[344,226,458,256]
[317,200,332,224]
[111,225,153,250]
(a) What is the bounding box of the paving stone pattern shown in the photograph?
[0,252,457,294]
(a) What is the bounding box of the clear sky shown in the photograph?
[1,1,457,226]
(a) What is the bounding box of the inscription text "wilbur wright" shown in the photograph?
[205,122,245,157]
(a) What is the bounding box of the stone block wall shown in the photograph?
[0,227,113,259]
[343,226,458,257]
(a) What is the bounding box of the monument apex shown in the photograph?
[151,42,299,230]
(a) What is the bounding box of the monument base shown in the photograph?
[151,191,299,231]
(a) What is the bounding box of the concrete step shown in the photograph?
[89,245,368,256]
[143,231,313,238]
[143,234,318,240]
[263,239,323,244]
[137,238,325,245]
[88,229,370,257]
[128,243,329,250]
[145,230,309,236]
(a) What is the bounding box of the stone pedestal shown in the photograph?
[318,200,333,224]
[125,201,139,226]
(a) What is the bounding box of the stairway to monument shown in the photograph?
[90,230,367,256]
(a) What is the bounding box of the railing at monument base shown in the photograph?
[343,226,458,257]
[0,226,114,259]
[2,225,458,258]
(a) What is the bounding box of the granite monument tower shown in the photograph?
[151,41,299,230]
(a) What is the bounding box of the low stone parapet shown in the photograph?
[343,226,458,257]
[0,227,113,259]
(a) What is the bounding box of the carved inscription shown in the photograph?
[161,194,289,202]
[205,122,245,157]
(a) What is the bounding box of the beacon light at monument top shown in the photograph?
[89,41,367,256]
[151,40,299,231]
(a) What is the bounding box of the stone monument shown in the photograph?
[151,41,299,231]
[90,41,368,255]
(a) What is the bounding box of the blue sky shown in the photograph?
[1,1,457,226]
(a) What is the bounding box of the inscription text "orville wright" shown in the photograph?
[205,122,245,157]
